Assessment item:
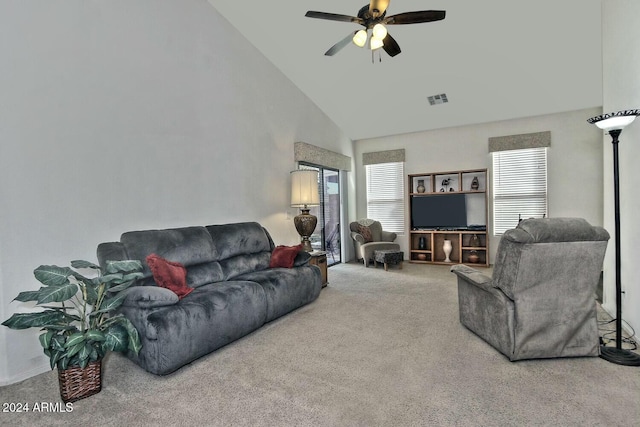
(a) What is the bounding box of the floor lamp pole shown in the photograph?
[600,128,640,366]
[588,109,640,366]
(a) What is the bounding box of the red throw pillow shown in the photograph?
[358,225,373,243]
[269,244,303,268]
[145,254,194,300]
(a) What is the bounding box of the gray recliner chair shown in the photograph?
[451,218,609,361]
[350,219,400,267]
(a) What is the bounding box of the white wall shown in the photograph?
[0,0,354,385]
[601,0,640,340]
[354,107,604,262]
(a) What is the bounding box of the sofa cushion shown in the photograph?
[218,252,272,281]
[121,227,216,279]
[146,254,194,300]
[206,222,274,261]
[237,266,322,323]
[269,244,303,268]
[185,261,224,288]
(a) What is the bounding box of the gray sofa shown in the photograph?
[97,222,322,375]
[452,218,609,361]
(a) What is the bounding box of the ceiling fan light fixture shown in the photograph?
[372,23,387,39]
[370,36,384,50]
[352,29,368,48]
[306,3,446,59]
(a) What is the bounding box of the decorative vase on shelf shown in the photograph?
[443,240,452,263]
[440,178,450,192]
[471,176,480,191]
[417,179,426,193]
[418,236,426,250]
[468,251,480,264]
[469,234,481,248]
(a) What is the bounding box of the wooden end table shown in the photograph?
[309,251,328,287]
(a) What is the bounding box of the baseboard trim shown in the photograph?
[0,362,50,387]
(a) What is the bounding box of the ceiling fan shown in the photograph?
[305,0,446,58]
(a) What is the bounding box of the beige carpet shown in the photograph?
[1,262,639,426]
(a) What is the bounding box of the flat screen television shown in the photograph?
[411,194,467,229]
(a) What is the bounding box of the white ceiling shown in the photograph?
[207,0,603,141]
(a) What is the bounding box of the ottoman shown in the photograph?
[373,250,404,271]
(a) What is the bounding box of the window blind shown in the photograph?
[366,162,405,233]
[492,147,548,235]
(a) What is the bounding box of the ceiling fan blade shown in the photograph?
[325,32,357,56]
[305,11,364,25]
[369,0,390,17]
[382,33,401,57]
[384,10,446,25]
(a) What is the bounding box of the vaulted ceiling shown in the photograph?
[208,0,603,141]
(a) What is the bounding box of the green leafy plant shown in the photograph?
[2,260,144,370]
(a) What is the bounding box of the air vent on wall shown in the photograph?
[428,93,448,106]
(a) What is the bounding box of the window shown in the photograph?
[366,162,405,233]
[492,147,548,235]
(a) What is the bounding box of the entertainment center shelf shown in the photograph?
[408,169,489,267]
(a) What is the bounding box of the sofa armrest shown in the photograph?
[122,286,179,309]
[293,251,311,267]
[350,232,365,244]
[97,242,128,270]
[381,231,397,242]
[450,264,494,292]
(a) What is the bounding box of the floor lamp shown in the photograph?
[588,109,640,366]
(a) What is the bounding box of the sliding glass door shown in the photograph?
[300,164,341,266]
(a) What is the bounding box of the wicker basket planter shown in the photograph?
[58,360,102,403]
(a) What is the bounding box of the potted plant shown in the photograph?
[2,259,144,402]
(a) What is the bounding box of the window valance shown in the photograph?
[294,142,351,171]
[488,131,551,153]
[362,149,405,165]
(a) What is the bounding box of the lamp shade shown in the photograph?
[372,23,387,40]
[353,29,367,48]
[291,170,320,207]
[370,36,384,50]
[588,109,640,131]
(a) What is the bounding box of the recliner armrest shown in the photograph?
[350,232,365,244]
[122,286,179,308]
[451,264,493,292]
[293,251,311,267]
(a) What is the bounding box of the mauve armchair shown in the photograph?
[349,219,400,267]
[452,218,609,361]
